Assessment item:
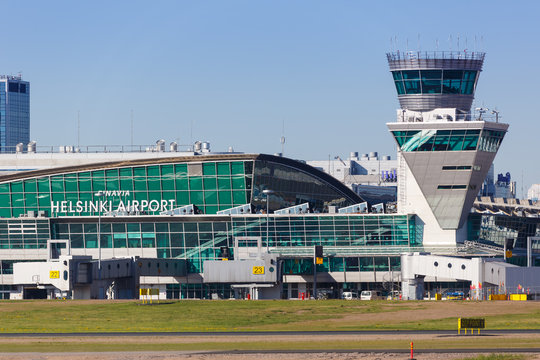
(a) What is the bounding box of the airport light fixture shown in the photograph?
[262,189,275,249]
[95,190,104,282]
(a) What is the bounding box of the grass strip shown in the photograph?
[1,300,539,333]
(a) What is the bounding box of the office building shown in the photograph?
[0,75,30,153]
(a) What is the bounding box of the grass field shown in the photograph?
[0,299,539,333]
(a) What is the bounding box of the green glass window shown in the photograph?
[147,166,160,177]
[120,178,133,191]
[421,80,441,94]
[404,80,421,94]
[217,162,230,176]
[421,70,441,80]
[174,164,188,177]
[202,163,216,176]
[50,177,63,192]
[218,177,231,190]
[79,178,91,192]
[10,182,22,194]
[392,71,402,80]
[190,191,204,205]
[134,178,147,191]
[394,81,405,95]
[37,179,49,193]
[133,167,146,177]
[113,233,127,248]
[24,180,37,193]
[204,190,218,205]
[231,162,244,175]
[218,191,232,205]
[231,176,246,190]
[203,177,217,190]
[128,233,141,248]
[92,177,105,191]
[402,70,420,79]
[432,130,450,151]
[176,191,190,205]
[147,177,161,191]
[232,191,246,205]
[119,168,132,177]
[448,130,466,151]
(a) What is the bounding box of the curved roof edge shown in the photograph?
[0,153,364,203]
[256,154,363,203]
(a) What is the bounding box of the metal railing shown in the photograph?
[2,144,195,154]
[387,51,486,62]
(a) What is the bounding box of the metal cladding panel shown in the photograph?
[397,94,475,112]
[387,58,484,72]
[203,258,277,283]
[401,151,473,229]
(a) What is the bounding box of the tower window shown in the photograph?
[8,83,18,93]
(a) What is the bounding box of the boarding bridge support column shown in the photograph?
[401,253,424,300]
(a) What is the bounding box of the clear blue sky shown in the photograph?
[1,0,539,196]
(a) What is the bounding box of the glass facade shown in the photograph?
[391,128,504,153]
[0,79,30,153]
[469,213,540,251]
[45,214,418,273]
[392,70,477,95]
[251,159,355,212]
[0,157,360,218]
[0,218,50,249]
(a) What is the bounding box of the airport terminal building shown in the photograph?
[1,51,539,300]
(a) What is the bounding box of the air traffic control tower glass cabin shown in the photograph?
[386,51,509,246]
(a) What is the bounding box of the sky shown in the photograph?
[1,0,540,196]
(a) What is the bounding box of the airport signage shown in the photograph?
[50,199,176,214]
[252,266,265,275]
[49,270,60,279]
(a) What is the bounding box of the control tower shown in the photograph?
[386,51,509,246]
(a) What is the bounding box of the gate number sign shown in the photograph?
[252,266,265,275]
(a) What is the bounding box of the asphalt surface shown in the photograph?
[1,329,540,337]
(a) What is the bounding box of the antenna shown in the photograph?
[480,35,484,52]
[449,35,453,51]
[130,109,134,148]
[457,34,460,51]
[190,120,193,149]
[280,120,285,155]
[417,33,420,51]
[436,38,439,51]
[77,110,80,148]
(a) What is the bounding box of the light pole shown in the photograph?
[95,191,104,281]
[262,190,274,249]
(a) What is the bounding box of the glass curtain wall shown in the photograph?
[0,160,253,218]
[49,214,418,273]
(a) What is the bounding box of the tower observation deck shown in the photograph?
[387,51,485,112]
[386,50,508,246]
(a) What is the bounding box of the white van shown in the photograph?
[360,290,383,300]
[342,291,358,300]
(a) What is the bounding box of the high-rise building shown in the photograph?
[0,75,30,153]
[387,51,509,245]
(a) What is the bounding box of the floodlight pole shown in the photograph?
[262,190,274,251]
[95,191,104,282]
[313,247,317,300]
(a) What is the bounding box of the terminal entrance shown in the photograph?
[23,287,47,299]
